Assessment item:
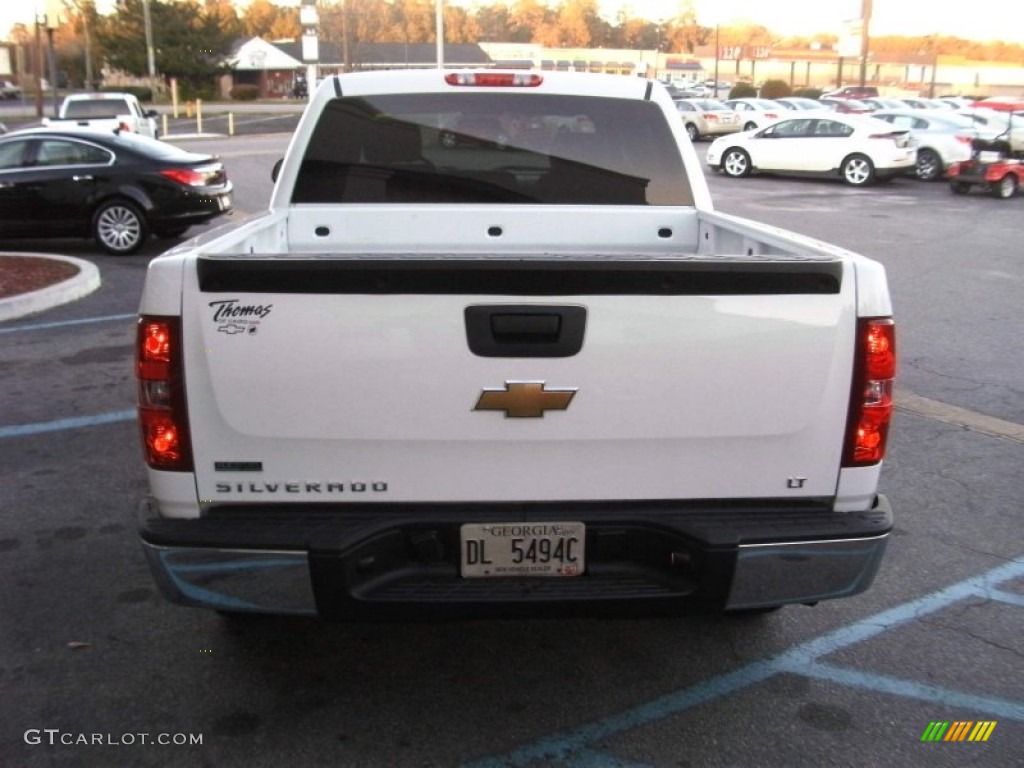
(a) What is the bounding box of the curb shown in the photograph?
[0,254,101,322]
[162,133,229,141]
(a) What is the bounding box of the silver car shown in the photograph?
[721,98,791,131]
[871,110,980,181]
[674,99,742,141]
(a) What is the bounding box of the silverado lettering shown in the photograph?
[213,482,388,494]
[135,69,896,621]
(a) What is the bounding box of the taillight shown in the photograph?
[868,132,906,146]
[160,168,208,186]
[954,134,974,145]
[137,316,192,471]
[444,72,543,88]
[843,318,896,466]
[118,121,133,132]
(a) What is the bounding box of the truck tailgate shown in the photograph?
[182,256,855,504]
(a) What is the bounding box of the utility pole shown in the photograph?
[713,24,719,96]
[859,0,872,87]
[300,0,319,101]
[45,0,66,116]
[142,0,157,96]
[435,0,444,68]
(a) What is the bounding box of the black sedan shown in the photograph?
[0,128,232,254]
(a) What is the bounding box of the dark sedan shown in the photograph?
[0,128,232,254]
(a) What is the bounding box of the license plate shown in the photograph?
[460,522,585,578]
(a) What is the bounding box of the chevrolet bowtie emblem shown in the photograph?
[474,381,577,418]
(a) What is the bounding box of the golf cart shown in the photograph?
[948,114,1024,198]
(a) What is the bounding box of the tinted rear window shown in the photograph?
[64,99,131,118]
[293,92,692,205]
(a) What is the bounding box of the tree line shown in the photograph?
[8,0,1023,98]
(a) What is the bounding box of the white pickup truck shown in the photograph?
[136,70,896,620]
[44,92,159,138]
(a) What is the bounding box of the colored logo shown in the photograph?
[921,721,997,742]
[474,381,577,418]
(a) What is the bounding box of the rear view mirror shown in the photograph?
[271,158,283,182]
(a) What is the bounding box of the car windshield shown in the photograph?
[293,92,693,206]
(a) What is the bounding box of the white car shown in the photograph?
[773,97,827,111]
[721,98,791,131]
[870,109,980,181]
[707,112,917,186]
[673,98,742,141]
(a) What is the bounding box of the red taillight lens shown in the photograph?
[160,168,207,186]
[136,316,192,471]
[843,318,896,466]
[954,134,974,145]
[138,320,171,378]
[444,72,543,88]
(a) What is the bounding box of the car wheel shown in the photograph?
[915,148,942,181]
[721,148,752,178]
[93,199,148,255]
[992,174,1018,199]
[743,121,758,131]
[686,123,700,142]
[950,181,971,195]
[841,153,875,186]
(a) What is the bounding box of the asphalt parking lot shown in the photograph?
[1,133,1021,766]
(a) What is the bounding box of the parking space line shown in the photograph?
[463,557,1024,767]
[0,409,135,439]
[988,589,1024,608]
[791,661,1024,721]
[571,749,660,767]
[896,388,1024,444]
[0,312,134,335]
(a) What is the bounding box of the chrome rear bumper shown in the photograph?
[139,495,892,618]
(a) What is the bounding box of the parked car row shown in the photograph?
[670,87,1023,184]
[704,107,1023,194]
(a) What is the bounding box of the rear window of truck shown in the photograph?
[64,99,132,118]
[293,92,693,206]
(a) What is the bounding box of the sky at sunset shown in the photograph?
[2,0,1023,45]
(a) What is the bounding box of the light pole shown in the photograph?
[713,24,720,96]
[44,0,66,116]
[858,0,872,87]
[142,0,156,96]
[300,0,319,102]
[436,0,444,68]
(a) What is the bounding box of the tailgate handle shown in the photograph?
[465,305,586,358]
[491,313,560,341]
